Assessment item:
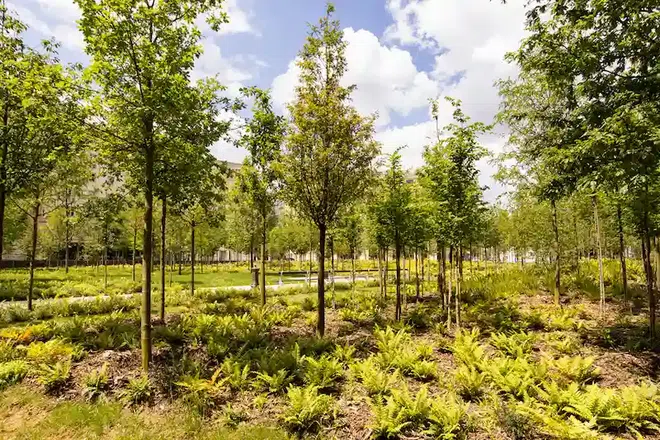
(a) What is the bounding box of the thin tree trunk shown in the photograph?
[317,224,326,337]
[642,229,656,339]
[103,224,108,290]
[456,248,461,328]
[141,145,154,372]
[616,203,628,306]
[132,229,137,282]
[415,249,420,301]
[330,236,335,309]
[351,250,356,298]
[178,251,182,275]
[160,197,166,321]
[28,201,40,311]
[190,221,195,296]
[0,83,9,267]
[437,242,444,308]
[593,195,605,314]
[377,247,383,297]
[64,191,70,274]
[420,250,425,298]
[551,199,561,306]
[260,214,267,306]
[447,245,453,327]
[384,247,389,300]
[395,233,402,321]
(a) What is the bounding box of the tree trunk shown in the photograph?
[551,199,561,306]
[28,202,40,311]
[330,236,335,308]
[190,221,195,296]
[593,195,605,314]
[384,247,389,300]
[64,191,70,274]
[377,247,383,297]
[132,229,137,282]
[447,245,453,326]
[0,91,9,267]
[103,225,108,290]
[420,250,425,298]
[437,242,444,308]
[317,224,326,337]
[616,203,628,306]
[395,232,402,321]
[160,197,166,321]
[141,143,154,372]
[456,247,461,328]
[351,250,356,298]
[260,214,267,306]
[415,249,420,301]
[642,229,656,339]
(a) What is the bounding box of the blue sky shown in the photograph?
[9,0,528,202]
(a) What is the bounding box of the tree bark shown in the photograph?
[642,229,656,339]
[260,214,267,306]
[317,224,326,337]
[551,199,561,306]
[437,242,444,308]
[103,223,108,290]
[447,245,453,326]
[456,248,461,328]
[616,204,628,306]
[384,247,389,300]
[141,143,154,372]
[415,249,420,301]
[28,201,40,311]
[64,190,70,274]
[0,88,9,267]
[132,229,137,282]
[330,236,335,308]
[160,197,166,321]
[593,195,605,314]
[377,247,383,297]
[395,231,402,321]
[190,221,195,296]
[420,250,425,298]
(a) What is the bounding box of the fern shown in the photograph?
[552,356,601,385]
[451,328,485,368]
[256,369,292,394]
[282,385,336,434]
[490,331,535,358]
[454,365,485,401]
[83,362,110,401]
[37,361,71,392]
[303,355,343,391]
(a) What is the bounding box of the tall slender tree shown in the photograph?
[281,3,379,337]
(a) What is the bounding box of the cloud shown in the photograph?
[271,27,438,127]
[8,0,84,51]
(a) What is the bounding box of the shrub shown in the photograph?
[176,369,228,415]
[0,360,29,390]
[490,332,535,358]
[350,358,400,398]
[451,328,485,368]
[552,356,601,385]
[83,363,110,401]
[455,365,485,401]
[220,357,251,391]
[37,361,71,392]
[303,355,343,391]
[370,385,469,439]
[25,339,84,363]
[282,385,336,434]
[0,340,22,362]
[119,375,153,406]
[332,344,356,364]
[256,369,292,394]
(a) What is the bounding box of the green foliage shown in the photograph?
[25,339,84,363]
[0,360,29,390]
[551,356,601,385]
[256,369,292,394]
[370,385,469,439]
[350,358,401,398]
[83,363,110,401]
[119,376,153,407]
[37,361,71,392]
[220,357,252,391]
[451,328,485,368]
[282,385,336,434]
[490,331,535,358]
[303,355,343,391]
[454,365,485,401]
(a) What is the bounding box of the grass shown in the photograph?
[0,260,658,439]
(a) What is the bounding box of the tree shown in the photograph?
[237,87,286,305]
[75,0,230,370]
[371,149,412,321]
[420,97,489,327]
[281,3,379,337]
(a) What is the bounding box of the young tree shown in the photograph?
[237,88,286,305]
[76,0,231,370]
[281,4,379,336]
[371,149,412,321]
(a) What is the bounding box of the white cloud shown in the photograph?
[271,27,438,127]
[8,0,84,51]
[218,0,257,36]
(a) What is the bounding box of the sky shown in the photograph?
[9,0,528,202]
